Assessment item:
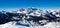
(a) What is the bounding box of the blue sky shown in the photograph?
[0,0,60,11]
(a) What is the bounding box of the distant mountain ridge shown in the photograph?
[0,8,60,26]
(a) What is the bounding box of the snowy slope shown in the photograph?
[0,22,60,28]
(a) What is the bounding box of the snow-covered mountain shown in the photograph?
[0,8,60,28]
